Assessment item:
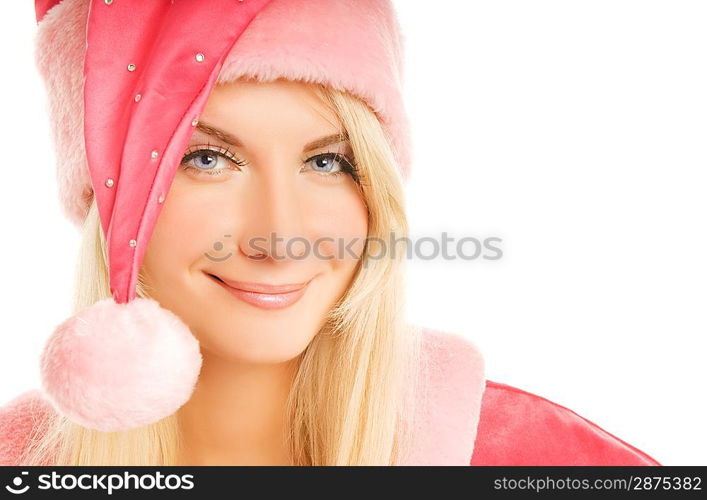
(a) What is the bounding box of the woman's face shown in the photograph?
[141,80,368,364]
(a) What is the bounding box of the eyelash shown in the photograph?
[180,142,247,176]
[180,142,359,181]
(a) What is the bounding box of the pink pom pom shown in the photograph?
[40,297,202,432]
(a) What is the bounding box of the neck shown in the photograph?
[176,349,299,465]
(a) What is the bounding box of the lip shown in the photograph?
[205,272,311,310]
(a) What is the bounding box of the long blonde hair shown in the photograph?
[21,83,422,466]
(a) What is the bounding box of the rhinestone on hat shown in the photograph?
[105,0,113,4]
[195,53,205,63]
[191,119,198,127]
[134,93,142,102]
[105,178,114,187]
[158,194,165,204]
[129,239,137,247]
[127,63,136,72]
[151,150,159,159]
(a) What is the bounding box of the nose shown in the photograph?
[237,169,308,262]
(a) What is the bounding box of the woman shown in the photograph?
[0,0,660,466]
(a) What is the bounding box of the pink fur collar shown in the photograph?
[397,326,486,465]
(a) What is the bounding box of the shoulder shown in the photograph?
[471,380,661,466]
[418,326,485,378]
[0,390,53,466]
[400,325,486,465]
[416,326,485,411]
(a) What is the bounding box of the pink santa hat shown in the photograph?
[33,0,413,432]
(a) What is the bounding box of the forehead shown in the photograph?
[203,79,340,131]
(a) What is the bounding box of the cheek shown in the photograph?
[304,183,368,261]
[142,178,228,284]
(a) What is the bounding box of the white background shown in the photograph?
[1,1,705,465]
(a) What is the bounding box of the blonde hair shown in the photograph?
[21,83,422,466]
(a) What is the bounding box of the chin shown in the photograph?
[197,322,318,365]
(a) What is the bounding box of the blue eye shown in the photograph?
[304,152,358,179]
[180,143,247,177]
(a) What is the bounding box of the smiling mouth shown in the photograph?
[204,272,314,311]
[205,273,310,293]
[204,272,312,310]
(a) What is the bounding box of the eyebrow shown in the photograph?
[194,121,349,151]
